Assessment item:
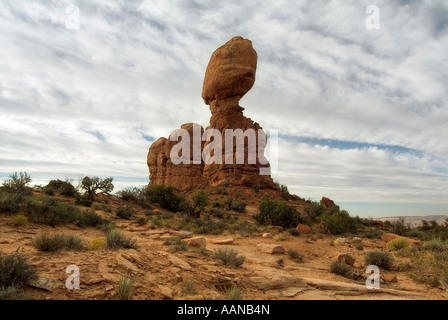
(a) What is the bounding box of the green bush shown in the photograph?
[74,193,93,207]
[0,253,36,288]
[2,172,32,195]
[318,210,360,235]
[330,261,353,278]
[184,190,209,217]
[227,286,242,300]
[214,248,245,267]
[45,180,77,197]
[43,186,55,196]
[287,248,301,260]
[13,215,28,227]
[117,187,147,206]
[116,205,135,220]
[386,237,410,251]
[305,203,326,222]
[252,184,260,193]
[77,209,107,228]
[32,233,83,252]
[210,207,225,218]
[230,200,247,213]
[0,193,24,214]
[254,199,301,230]
[365,251,394,270]
[25,197,81,226]
[423,238,447,252]
[146,185,186,212]
[106,229,137,250]
[0,286,31,300]
[135,216,147,226]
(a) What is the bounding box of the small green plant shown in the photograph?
[185,190,209,217]
[252,184,260,193]
[230,200,247,213]
[0,193,24,214]
[135,216,147,226]
[32,233,83,252]
[146,185,186,212]
[106,229,137,250]
[0,253,36,288]
[220,180,230,187]
[13,215,28,227]
[118,276,134,300]
[226,286,242,300]
[214,248,245,267]
[184,279,195,294]
[386,237,410,251]
[25,197,81,226]
[254,199,301,230]
[330,261,353,278]
[287,248,301,260]
[74,193,93,207]
[365,251,394,270]
[356,244,364,251]
[210,207,225,218]
[0,286,31,300]
[77,209,106,228]
[165,237,188,253]
[116,205,135,220]
[423,238,447,252]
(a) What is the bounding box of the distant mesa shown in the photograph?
[147,36,276,191]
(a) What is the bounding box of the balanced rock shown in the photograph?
[147,36,276,191]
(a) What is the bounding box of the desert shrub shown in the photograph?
[184,190,209,217]
[0,193,24,214]
[390,217,408,236]
[74,193,93,207]
[214,248,245,267]
[25,197,80,226]
[210,207,225,218]
[227,286,242,300]
[88,237,106,250]
[77,209,107,228]
[117,187,147,206]
[386,237,410,251]
[2,172,32,195]
[32,233,83,252]
[44,180,76,197]
[116,205,135,220]
[365,251,394,270]
[43,186,55,196]
[287,228,300,237]
[135,216,147,226]
[305,203,326,223]
[230,200,247,213]
[220,180,230,187]
[0,286,31,300]
[362,229,382,239]
[423,238,447,252]
[106,229,137,250]
[254,199,301,230]
[318,210,360,235]
[356,244,364,251]
[184,279,195,294]
[13,215,28,227]
[118,276,134,300]
[287,248,301,260]
[0,253,36,288]
[330,261,353,278]
[165,236,188,253]
[252,184,260,193]
[146,185,186,212]
[80,176,114,201]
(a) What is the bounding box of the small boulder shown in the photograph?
[171,231,193,239]
[184,237,207,247]
[262,233,273,239]
[334,238,347,246]
[384,274,398,283]
[336,253,355,266]
[210,238,235,245]
[256,244,285,254]
[296,224,311,234]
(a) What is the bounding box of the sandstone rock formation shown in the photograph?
[320,197,340,211]
[147,36,275,191]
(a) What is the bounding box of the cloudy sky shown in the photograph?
[1,0,447,218]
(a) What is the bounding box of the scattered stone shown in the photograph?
[184,236,207,247]
[336,253,356,266]
[116,254,143,274]
[384,274,398,283]
[249,273,306,290]
[334,238,347,246]
[262,233,273,239]
[296,224,311,234]
[158,285,173,299]
[29,276,60,291]
[256,244,285,254]
[210,238,234,245]
[168,255,192,271]
[171,231,193,239]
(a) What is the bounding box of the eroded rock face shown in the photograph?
[147,36,275,191]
